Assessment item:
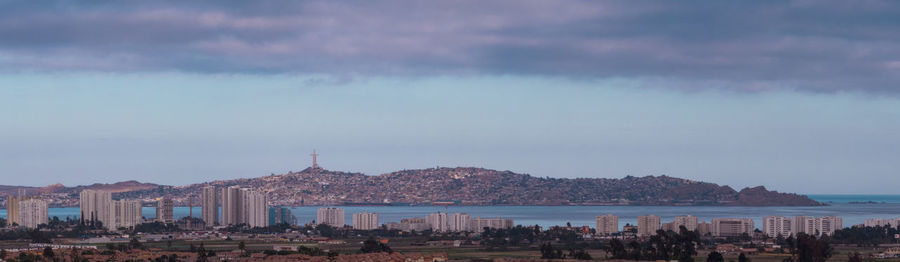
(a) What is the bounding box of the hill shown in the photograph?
[116,167,821,206]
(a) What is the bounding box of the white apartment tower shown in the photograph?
[353,212,380,230]
[221,186,242,226]
[711,218,754,237]
[156,197,174,223]
[449,213,472,232]
[79,190,112,228]
[220,186,268,227]
[792,216,842,236]
[426,212,450,232]
[317,207,345,227]
[595,214,619,235]
[242,189,269,228]
[201,186,218,226]
[111,199,143,229]
[637,215,661,236]
[763,216,793,237]
[672,215,699,231]
[17,198,48,228]
[471,217,514,231]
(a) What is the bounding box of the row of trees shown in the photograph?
[607,227,699,262]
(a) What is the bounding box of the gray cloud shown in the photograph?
[1,0,899,93]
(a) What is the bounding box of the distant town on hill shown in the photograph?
[1,167,821,207]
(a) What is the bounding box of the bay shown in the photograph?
[2,195,897,230]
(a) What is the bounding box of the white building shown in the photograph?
[471,217,514,231]
[79,190,112,228]
[111,199,143,229]
[793,216,842,236]
[595,214,619,235]
[449,213,471,232]
[637,215,661,237]
[426,212,450,232]
[242,189,268,228]
[865,218,900,229]
[220,186,268,227]
[353,212,380,230]
[17,198,48,228]
[711,218,754,237]
[201,186,218,226]
[672,215,699,231]
[156,197,174,224]
[317,207,345,227]
[763,216,793,237]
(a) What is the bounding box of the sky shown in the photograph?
[1,1,899,194]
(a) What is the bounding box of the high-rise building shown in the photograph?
[156,197,174,224]
[471,217,514,231]
[426,212,450,232]
[672,215,699,231]
[111,199,143,229]
[763,216,793,237]
[269,206,297,226]
[353,212,380,230]
[698,221,712,236]
[792,216,842,236]
[242,189,268,228]
[79,190,112,228]
[637,215,661,236]
[219,186,268,227]
[17,198,48,228]
[221,186,242,226]
[6,191,29,227]
[711,218,754,237]
[595,214,619,235]
[317,207,345,227]
[449,213,471,232]
[201,186,218,226]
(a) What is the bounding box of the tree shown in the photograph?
[569,248,593,260]
[196,243,208,262]
[739,253,750,262]
[360,237,392,253]
[607,239,628,259]
[0,249,6,260]
[847,252,863,262]
[238,241,246,254]
[540,243,565,259]
[129,237,143,249]
[707,251,724,262]
[43,246,55,259]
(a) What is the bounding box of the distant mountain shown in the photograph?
[0,181,159,196]
[114,167,821,206]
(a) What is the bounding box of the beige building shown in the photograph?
[156,197,174,224]
[711,218,754,237]
[317,207,345,227]
[17,198,48,228]
[595,214,619,235]
[864,218,900,229]
[763,216,793,237]
[471,217,514,231]
[79,190,112,228]
[111,199,143,229]
[449,213,471,232]
[792,216,842,236]
[672,215,699,231]
[352,212,380,230]
[637,215,661,236]
[698,221,712,236]
[220,186,269,227]
[426,212,450,232]
[201,186,218,226]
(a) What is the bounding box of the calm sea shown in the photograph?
[2,195,897,230]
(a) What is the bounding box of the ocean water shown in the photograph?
[3,195,897,230]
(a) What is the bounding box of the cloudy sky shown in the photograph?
[1,1,899,194]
